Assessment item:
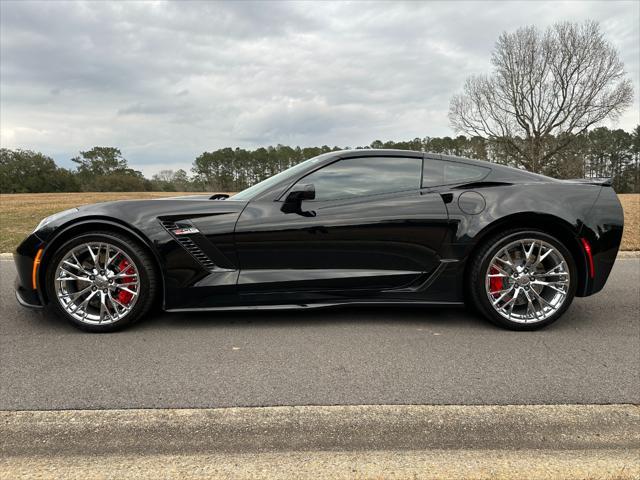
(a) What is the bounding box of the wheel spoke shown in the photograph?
[495,256,514,269]
[112,271,138,280]
[523,241,536,266]
[501,288,520,311]
[107,293,123,318]
[491,263,510,277]
[117,287,138,297]
[61,260,85,273]
[505,289,519,320]
[532,279,568,287]
[87,244,99,268]
[492,287,514,306]
[537,247,553,264]
[109,293,129,309]
[59,285,92,301]
[57,269,92,282]
[504,247,516,267]
[104,244,111,270]
[522,289,540,322]
[106,249,120,269]
[70,290,97,315]
[530,287,552,309]
[539,261,566,276]
[538,283,567,294]
[99,291,108,323]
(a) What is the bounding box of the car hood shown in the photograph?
[34,197,249,241]
[76,196,248,215]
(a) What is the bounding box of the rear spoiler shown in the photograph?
[561,177,613,187]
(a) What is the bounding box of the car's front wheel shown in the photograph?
[46,231,158,332]
[468,229,577,330]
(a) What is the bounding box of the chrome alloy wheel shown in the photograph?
[54,242,140,325]
[485,239,570,323]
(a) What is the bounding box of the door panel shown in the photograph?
[234,190,449,295]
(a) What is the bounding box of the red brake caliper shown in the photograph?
[489,266,503,296]
[117,259,134,305]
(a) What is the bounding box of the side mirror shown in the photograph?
[281,183,315,214]
[285,183,315,203]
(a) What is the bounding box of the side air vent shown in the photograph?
[160,220,218,271]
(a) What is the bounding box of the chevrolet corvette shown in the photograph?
[14,149,624,332]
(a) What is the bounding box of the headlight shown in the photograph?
[34,208,79,232]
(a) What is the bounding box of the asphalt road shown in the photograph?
[0,259,638,410]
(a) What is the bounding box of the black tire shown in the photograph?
[45,231,158,332]
[468,228,577,331]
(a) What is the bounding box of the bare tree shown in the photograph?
[152,169,177,183]
[449,21,633,174]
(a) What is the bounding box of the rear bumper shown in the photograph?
[579,187,624,296]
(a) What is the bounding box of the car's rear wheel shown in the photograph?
[46,231,158,332]
[468,229,577,330]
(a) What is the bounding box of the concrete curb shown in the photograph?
[2,404,638,455]
[617,250,640,258]
[2,405,638,479]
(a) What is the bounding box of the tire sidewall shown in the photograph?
[45,232,152,332]
[473,229,578,330]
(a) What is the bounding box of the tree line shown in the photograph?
[1,125,638,195]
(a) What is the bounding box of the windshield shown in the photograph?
[230,155,326,200]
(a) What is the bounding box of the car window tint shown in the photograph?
[300,156,422,201]
[422,160,444,186]
[444,162,489,183]
[423,159,489,187]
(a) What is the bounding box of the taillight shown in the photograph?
[580,238,595,279]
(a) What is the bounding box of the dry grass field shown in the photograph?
[0,192,638,253]
[0,192,198,253]
[618,194,639,251]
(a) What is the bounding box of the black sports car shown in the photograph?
[14,149,624,332]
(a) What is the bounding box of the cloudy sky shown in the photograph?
[1,0,638,176]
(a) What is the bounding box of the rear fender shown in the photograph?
[435,183,605,299]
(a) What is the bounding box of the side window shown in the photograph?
[423,159,490,187]
[298,156,422,202]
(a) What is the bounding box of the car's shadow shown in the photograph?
[20,299,595,335]
[21,302,500,334]
[134,304,494,332]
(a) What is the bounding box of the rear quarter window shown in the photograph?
[423,159,490,187]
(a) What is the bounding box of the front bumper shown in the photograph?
[13,233,46,308]
[15,278,43,308]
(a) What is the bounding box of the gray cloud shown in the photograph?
[1,0,638,176]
